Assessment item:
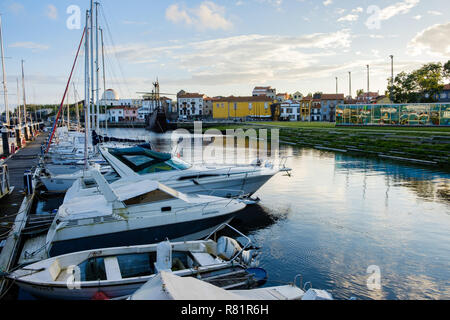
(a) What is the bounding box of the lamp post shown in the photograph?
[348,72,352,99]
[389,55,394,99]
[335,77,338,94]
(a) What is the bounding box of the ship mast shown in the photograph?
[0,15,9,126]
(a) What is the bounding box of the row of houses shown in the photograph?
[98,84,450,123]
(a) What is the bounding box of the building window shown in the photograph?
[249,103,253,110]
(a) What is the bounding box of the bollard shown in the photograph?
[15,128,22,149]
[23,170,33,195]
[1,128,10,157]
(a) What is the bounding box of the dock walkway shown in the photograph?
[0,134,46,298]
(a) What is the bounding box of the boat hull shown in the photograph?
[49,213,235,257]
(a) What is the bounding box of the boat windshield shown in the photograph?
[109,148,191,175]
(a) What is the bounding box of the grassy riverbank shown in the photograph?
[198,122,450,167]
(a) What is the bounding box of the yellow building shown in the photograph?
[300,97,312,121]
[213,96,273,119]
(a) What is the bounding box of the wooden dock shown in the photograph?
[0,133,47,297]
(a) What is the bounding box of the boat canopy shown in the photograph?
[107,146,190,175]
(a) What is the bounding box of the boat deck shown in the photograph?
[18,235,48,266]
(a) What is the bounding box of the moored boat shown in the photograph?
[10,226,261,300]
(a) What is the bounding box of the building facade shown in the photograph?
[252,86,277,99]
[178,93,206,120]
[279,100,300,121]
[310,99,322,121]
[291,91,303,101]
[213,96,273,119]
[300,97,312,121]
[321,94,345,122]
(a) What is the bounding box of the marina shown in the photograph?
[0,0,449,306]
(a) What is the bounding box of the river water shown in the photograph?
[105,128,450,299]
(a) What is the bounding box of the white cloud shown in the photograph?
[352,7,363,13]
[323,0,333,6]
[413,15,422,20]
[338,14,359,22]
[46,4,58,20]
[427,10,442,16]
[165,1,233,31]
[108,30,353,86]
[377,0,420,21]
[408,22,450,56]
[9,42,50,51]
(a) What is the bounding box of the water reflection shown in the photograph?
[104,130,450,299]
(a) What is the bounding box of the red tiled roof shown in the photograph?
[321,94,345,100]
[214,96,273,102]
[178,93,205,98]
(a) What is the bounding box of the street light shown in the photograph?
[389,55,394,99]
[348,71,352,99]
[335,77,338,94]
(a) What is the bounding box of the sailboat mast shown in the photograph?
[95,2,100,132]
[84,9,90,168]
[66,83,70,128]
[100,27,107,133]
[73,82,80,130]
[90,0,95,133]
[0,16,10,126]
[21,60,27,127]
[16,78,21,126]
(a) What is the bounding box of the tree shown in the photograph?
[356,89,364,97]
[387,62,445,103]
[444,60,450,80]
[413,63,444,102]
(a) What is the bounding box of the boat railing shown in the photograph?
[204,223,252,263]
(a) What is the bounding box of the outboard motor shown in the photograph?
[155,240,172,272]
[217,237,242,261]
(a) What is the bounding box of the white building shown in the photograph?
[178,93,206,119]
[108,107,124,123]
[280,100,300,121]
[99,89,143,108]
[252,86,276,99]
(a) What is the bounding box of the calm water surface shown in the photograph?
[106,128,450,300]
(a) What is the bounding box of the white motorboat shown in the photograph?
[60,145,291,199]
[129,271,333,301]
[37,163,117,193]
[10,226,261,300]
[40,169,247,258]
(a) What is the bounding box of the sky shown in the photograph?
[0,0,449,108]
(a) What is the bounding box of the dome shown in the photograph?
[102,89,119,101]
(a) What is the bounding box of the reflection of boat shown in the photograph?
[43,170,247,258]
[11,225,260,300]
[129,271,333,300]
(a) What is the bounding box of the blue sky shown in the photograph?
[0,0,449,107]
